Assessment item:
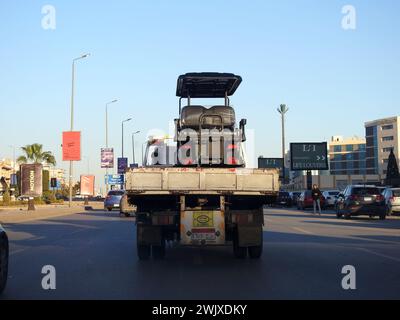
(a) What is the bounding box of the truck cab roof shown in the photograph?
[176,72,242,98]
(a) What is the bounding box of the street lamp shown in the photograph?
[132,131,140,165]
[277,104,289,184]
[121,118,132,158]
[105,99,118,148]
[105,99,118,193]
[68,53,90,208]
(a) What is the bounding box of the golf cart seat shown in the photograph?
[180,105,236,129]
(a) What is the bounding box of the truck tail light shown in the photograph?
[349,195,359,201]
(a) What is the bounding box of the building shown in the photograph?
[329,136,366,175]
[365,116,400,175]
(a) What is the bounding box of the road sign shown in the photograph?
[290,142,329,171]
[258,158,284,178]
[105,174,124,185]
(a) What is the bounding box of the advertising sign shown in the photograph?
[101,148,114,168]
[258,157,284,178]
[62,131,81,161]
[10,173,18,186]
[80,175,95,196]
[290,142,329,171]
[105,174,124,185]
[118,157,128,174]
[49,178,61,190]
[20,164,43,197]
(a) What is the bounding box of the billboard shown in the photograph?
[20,164,43,197]
[80,175,95,196]
[105,174,124,185]
[290,142,329,171]
[118,157,128,174]
[101,148,114,168]
[258,157,284,178]
[62,131,81,161]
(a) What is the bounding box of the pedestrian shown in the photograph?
[311,184,322,215]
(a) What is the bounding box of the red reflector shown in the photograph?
[227,157,238,165]
[227,144,238,150]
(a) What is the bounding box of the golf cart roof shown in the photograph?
[176,72,242,98]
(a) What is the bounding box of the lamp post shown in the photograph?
[277,104,289,185]
[105,99,118,193]
[68,53,90,208]
[131,131,140,165]
[121,118,132,158]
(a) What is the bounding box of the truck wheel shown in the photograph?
[0,235,9,294]
[137,244,151,260]
[233,231,247,259]
[152,241,166,260]
[248,242,263,260]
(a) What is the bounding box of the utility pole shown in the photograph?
[68,53,90,208]
[277,104,289,185]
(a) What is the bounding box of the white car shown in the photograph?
[382,188,400,215]
[322,190,340,207]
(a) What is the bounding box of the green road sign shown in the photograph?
[290,142,328,171]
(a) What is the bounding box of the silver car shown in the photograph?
[322,190,340,207]
[0,224,9,294]
[382,188,400,215]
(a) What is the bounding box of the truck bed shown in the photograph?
[125,167,279,195]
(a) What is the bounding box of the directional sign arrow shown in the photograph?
[316,155,326,161]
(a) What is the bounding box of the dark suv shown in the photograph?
[0,224,9,294]
[336,185,385,220]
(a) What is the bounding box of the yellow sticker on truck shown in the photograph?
[193,211,214,228]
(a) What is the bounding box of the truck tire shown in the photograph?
[152,241,166,260]
[0,235,9,294]
[248,241,263,260]
[137,244,151,260]
[233,230,247,259]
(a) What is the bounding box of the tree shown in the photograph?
[17,143,56,166]
[386,149,400,187]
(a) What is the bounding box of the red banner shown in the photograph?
[80,175,95,196]
[62,131,81,161]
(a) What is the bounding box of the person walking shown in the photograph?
[311,184,322,215]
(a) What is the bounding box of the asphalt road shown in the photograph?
[1,207,400,300]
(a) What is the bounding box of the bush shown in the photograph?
[2,190,11,205]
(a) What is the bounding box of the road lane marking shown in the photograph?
[356,247,400,263]
[292,227,313,235]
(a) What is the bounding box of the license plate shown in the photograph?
[191,233,216,241]
[114,204,119,207]
[363,197,372,202]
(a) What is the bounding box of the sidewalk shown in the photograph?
[0,202,104,224]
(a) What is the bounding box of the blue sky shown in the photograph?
[0,0,399,191]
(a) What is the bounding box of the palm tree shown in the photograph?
[17,143,56,166]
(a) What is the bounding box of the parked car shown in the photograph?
[104,190,126,211]
[289,192,302,207]
[381,187,400,215]
[276,191,291,207]
[336,185,385,220]
[297,190,326,210]
[322,190,340,207]
[0,224,9,294]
